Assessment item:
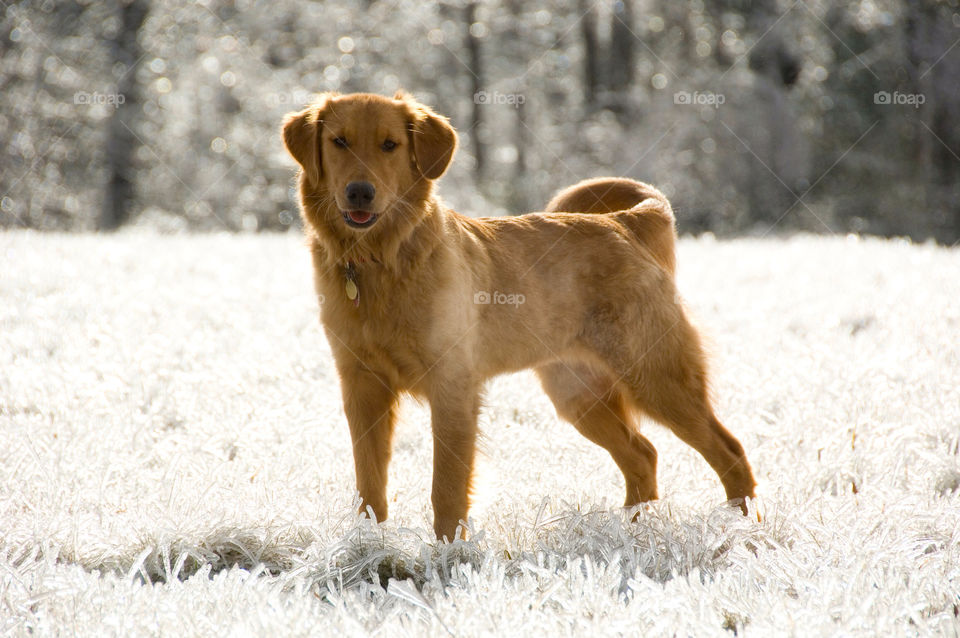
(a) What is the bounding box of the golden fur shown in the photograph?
[282,91,756,540]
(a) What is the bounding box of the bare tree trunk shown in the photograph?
[464,1,486,180]
[99,0,149,231]
[905,0,960,242]
[508,95,530,212]
[743,0,805,226]
[504,0,529,213]
[608,0,635,89]
[579,0,600,108]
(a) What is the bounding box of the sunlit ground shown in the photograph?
[1,231,958,635]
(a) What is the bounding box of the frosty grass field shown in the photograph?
[1,231,959,636]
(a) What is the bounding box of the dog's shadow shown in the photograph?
[70,498,770,603]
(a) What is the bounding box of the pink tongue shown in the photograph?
[349,210,372,224]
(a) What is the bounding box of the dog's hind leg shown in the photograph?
[536,361,658,508]
[608,306,757,512]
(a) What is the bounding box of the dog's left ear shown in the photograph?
[400,93,457,180]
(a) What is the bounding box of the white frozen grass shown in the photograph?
[1,231,958,636]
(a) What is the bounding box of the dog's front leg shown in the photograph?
[429,388,480,541]
[339,365,398,523]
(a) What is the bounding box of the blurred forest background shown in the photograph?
[1,0,958,242]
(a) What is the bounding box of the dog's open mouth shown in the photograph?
[342,210,379,229]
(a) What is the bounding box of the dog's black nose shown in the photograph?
[345,181,375,209]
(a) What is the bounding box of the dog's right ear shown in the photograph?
[282,94,334,187]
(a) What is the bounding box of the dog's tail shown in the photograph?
[544,177,676,275]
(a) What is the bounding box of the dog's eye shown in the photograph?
[381,139,397,152]
[333,137,348,149]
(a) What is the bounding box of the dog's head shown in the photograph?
[282,91,457,234]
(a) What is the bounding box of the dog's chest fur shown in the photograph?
[314,244,469,390]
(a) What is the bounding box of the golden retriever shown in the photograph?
[282,91,756,540]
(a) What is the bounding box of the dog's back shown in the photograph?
[545,177,676,275]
